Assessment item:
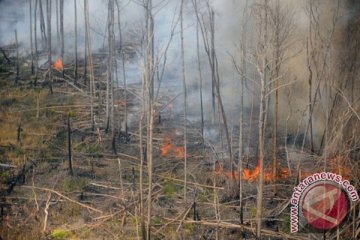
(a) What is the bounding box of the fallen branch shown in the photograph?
[22,185,103,214]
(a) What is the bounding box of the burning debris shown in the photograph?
[161,137,185,158]
[53,58,63,71]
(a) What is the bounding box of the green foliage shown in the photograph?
[198,189,214,202]
[183,223,196,233]
[0,170,10,184]
[62,177,88,192]
[13,146,24,157]
[251,206,257,218]
[50,229,70,240]
[153,216,162,225]
[162,181,177,197]
[84,143,103,157]
[280,214,291,233]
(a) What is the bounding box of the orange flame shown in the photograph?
[215,154,353,183]
[161,137,185,158]
[54,59,63,71]
[215,162,291,182]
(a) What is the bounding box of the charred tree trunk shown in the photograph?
[34,0,39,83]
[46,0,52,94]
[106,0,115,133]
[29,0,34,75]
[74,0,78,83]
[60,0,64,76]
[68,113,73,176]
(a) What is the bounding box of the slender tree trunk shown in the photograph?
[56,0,59,46]
[239,0,249,228]
[84,0,95,131]
[180,0,188,202]
[116,0,128,136]
[256,1,268,237]
[60,0,64,76]
[145,2,154,239]
[29,0,34,75]
[34,0,39,83]
[46,0,52,94]
[15,30,19,85]
[39,0,47,45]
[74,0,78,83]
[139,76,146,240]
[196,15,204,145]
[68,113,73,175]
[106,0,114,132]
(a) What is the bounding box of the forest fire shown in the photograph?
[215,162,291,182]
[54,58,63,71]
[161,137,185,158]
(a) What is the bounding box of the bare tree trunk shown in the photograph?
[39,0,47,45]
[116,0,128,136]
[180,0,188,202]
[144,1,154,238]
[196,19,204,144]
[74,0,78,83]
[56,0,59,45]
[46,0,52,94]
[106,0,115,132]
[29,0,34,75]
[68,113,73,175]
[238,0,249,229]
[60,0,64,76]
[139,76,146,240]
[34,0,39,83]
[256,1,268,237]
[15,30,19,85]
[84,0,95,131]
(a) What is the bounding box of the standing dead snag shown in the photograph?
[46,0,52,94]
[68,113,73,176]
[74,0,78,83]
[180,0,188,202]
[29,0,34,75]
[15,30,19,84]
[60,0,64,77]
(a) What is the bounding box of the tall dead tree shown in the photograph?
[39,0,47,45]
[180,0,188,202]
[194,0,235,187]
[60,0,64,75]
[46,0,52,93]
[29,0,34,75]
[144,1,155,238]
[116,0,128,136]
[74,0,78,82]
[84,0,95,131]
[68,113,73,175]
[106,0,115,137]
[255,0,269,237]
[15,30,19,84]
[34,0,39,82]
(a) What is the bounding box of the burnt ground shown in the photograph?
[0,47,359,240]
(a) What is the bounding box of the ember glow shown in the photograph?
[54,59,63,71]
[161,137,185,158]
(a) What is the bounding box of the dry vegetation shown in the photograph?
[0,0,360,240]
